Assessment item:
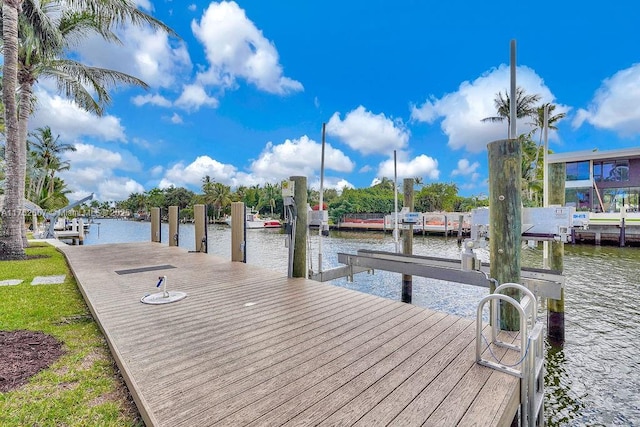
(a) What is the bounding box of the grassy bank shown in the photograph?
[0,242,142,426]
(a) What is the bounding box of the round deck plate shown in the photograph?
[141,291,187,304]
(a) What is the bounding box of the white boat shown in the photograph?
[225,211,281,229]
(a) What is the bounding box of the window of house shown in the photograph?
[566,161,590,181]
[565,188,592,211]
[594,160,629,182]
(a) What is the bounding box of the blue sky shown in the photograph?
[29,0,640,202]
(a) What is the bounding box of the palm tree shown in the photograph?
[0,0,176,259]
[211,183,232,219]
[28,126,76,204]
[1,0,26,259]
[481,87,541,136]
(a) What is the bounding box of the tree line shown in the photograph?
[106,177,488,224]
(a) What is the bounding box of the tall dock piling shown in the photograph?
[151,207,161,243]
[402,178,414,303]
[291,176,308,278]
[488,139,522,331]
[194,204,207,253]
[548,162,566,344]
[168,206,179,246]
[231,202,245,262]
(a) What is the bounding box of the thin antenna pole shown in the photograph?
[543,104,550,268]
[509,39,517,140]
[318,123,326,273]
[394,150,399,253]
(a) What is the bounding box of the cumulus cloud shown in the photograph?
[64,144,141,172]
[191,1,303,95]
[170,113,184,124]
[161,156,238,188]
[326,106,410,155]
[30,88,126,142]
[157,135,353,190]
[175,83,219,111]
[58,144,146,201]
[573,63,640,136]
[250,135,354,181]
[132,93,172,107]
[411,64,567,153]
[451,158,480,177]
[72,24,192,90]
[376,153,439,181]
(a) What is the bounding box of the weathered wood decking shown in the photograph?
[59,242,520,426]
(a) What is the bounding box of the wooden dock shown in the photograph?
[58,242,520,426]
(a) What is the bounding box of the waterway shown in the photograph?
[82,219,639,426]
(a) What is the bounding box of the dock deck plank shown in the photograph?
[59,242,520,426]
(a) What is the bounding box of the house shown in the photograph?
[548,147,640,213]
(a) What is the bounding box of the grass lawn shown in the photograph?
[0,241,143,426]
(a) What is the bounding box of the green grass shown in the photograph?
[0,242,143,426]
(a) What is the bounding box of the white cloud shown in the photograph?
[158,135,354,190]
[573,63,640,136]
[132,93,172,107]
[451,158,480,176]
[58,144,146,201]
[326,106,410,155]
[71,25,191,90]
[170,113,184,124]
[175,83,219,111]
[376,153,439,181]
[30,88,126,142]
[191,1,303,95]
[250,135,354,181]
[411,64,567,153]
[162,156,238,188]
[188,4,197,12]
[97,178,146,201]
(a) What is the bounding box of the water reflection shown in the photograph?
[82,219,640,425]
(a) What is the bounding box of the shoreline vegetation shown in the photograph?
[0,241,142,426]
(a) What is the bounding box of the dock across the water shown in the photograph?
[59,242,520,426]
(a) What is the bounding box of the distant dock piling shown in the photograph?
[151,207,161,243]
[231,202,245,262]
[168,206,179,246]
[194,204,207,253]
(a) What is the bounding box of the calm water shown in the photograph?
[83,219,640,426]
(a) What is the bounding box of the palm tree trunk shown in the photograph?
[18,82,32,247]
[0,0,26,260]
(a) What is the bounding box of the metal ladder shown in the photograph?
[476,283,545,426]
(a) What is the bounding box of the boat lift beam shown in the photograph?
[42,193,94,239]
[335,249,563,300]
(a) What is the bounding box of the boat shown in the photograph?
[225,210,282,229]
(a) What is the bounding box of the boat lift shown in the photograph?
[314,206,574,300]
[41,193,94,239]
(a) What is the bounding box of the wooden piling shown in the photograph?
[151,207,161,243]
[402,178,414,303]
[194,204,207,253]
[168,206,179,247]
[231,202,245,262]
[488,139,522,331]
[548,162,565,344]
[77,218,84,245]
[291,176,308,278]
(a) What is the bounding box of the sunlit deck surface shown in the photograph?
[59,242,519,426]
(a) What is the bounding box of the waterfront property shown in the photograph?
[549,147,640,244]
[59,241,521,426]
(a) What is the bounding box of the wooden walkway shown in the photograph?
[59,242,520,426]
